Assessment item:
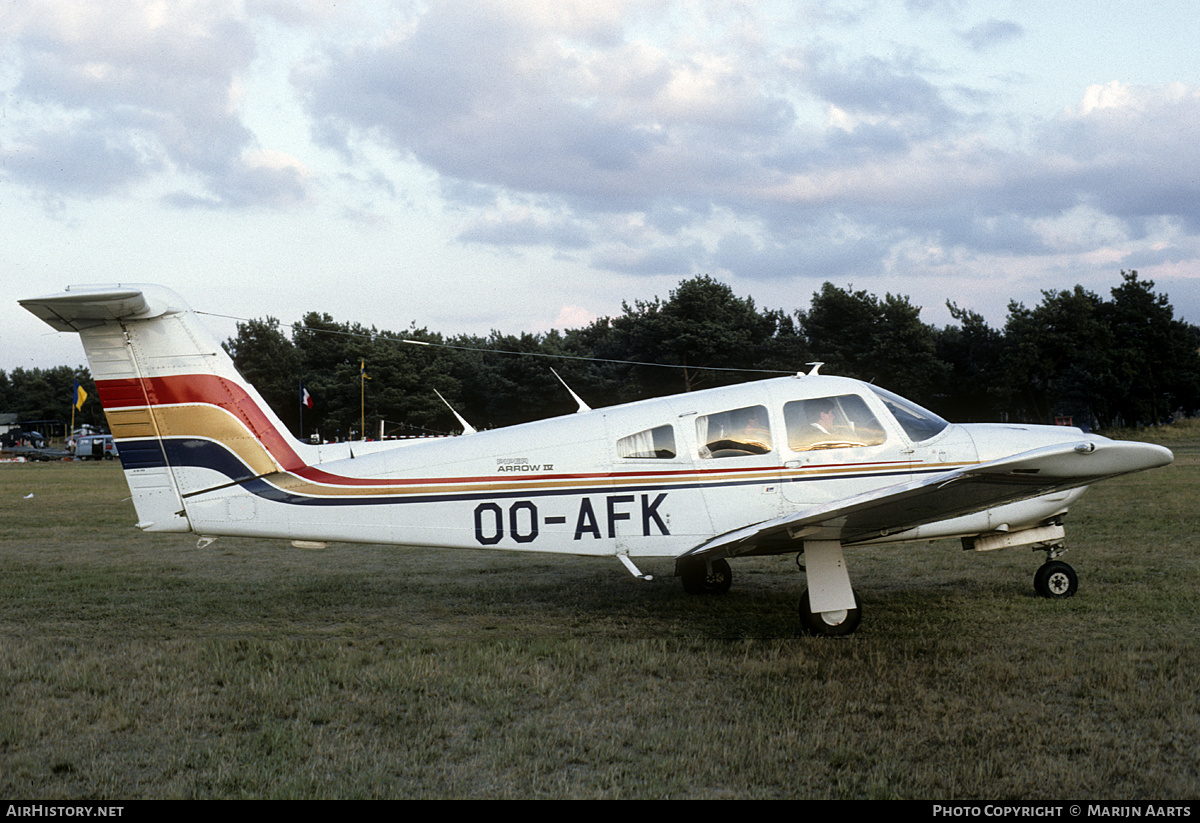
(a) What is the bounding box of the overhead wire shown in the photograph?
[198,310,796,376]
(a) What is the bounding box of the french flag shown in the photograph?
[301,385,314,409]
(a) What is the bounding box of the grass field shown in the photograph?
[1,430,1197,799]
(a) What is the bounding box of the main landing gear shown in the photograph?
[678,556,733,595]
[798,589,862,636]
[676,540,865,638]
[795,540,862,637]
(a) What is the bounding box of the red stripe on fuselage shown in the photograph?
[94,375,925,491]
[96,375,304,471]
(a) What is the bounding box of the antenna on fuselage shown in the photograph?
[550,368,592,413]
[433,388,477,435]
[804,362,824,376]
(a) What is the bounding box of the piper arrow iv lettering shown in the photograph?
[20,284,1174,636]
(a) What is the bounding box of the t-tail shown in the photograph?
[20,284,310,535]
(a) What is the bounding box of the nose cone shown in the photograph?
[1111,440,1174,471]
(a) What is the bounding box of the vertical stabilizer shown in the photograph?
[20,284,305,534]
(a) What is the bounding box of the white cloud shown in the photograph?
[298,1,794,212]
[6,0,1200,370]
[960,18,1023,52]
[553,304,598,329]
[1,0,312,207]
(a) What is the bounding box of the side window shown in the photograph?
[696,405,772,459]
[784,395,887,452]
[617,425,676,459]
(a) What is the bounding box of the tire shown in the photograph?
[680,557,733,595]
[1034,561,1078,599]
[799,589,862,637]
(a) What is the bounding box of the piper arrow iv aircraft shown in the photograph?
[21,284,1174,636]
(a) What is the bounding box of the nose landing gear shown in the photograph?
[1034,558,1078,598]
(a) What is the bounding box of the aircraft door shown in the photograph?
[780,394,915,506]
[690,403,788,529]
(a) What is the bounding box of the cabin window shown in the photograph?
[867,385,949,442]
[617,425,676,459]
[696,405,772,458]
[784,395,887,452]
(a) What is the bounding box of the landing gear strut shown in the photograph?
[1032,538,1078,599]
[797,540,862,637]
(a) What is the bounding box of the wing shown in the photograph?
[682,439,1173,560]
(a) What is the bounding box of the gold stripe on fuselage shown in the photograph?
[112,403,977,499]
[112,404,281,477]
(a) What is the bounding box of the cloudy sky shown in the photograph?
[4,0,1200,372]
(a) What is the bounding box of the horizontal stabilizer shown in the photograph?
[19,285,187,332]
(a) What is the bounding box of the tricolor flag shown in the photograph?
[301,385,314,409]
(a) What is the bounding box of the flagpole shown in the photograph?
[71,380,85,456]
[360,360,365,441]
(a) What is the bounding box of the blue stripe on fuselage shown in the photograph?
[120,437,927,507]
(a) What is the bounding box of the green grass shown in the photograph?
[1,434,1198,799]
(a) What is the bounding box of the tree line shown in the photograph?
[0,365,101,438]
[223,270,1200,438]
[5,271,1199,440]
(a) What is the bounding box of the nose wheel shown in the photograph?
[1034,560,1078,599]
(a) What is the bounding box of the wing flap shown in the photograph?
[684,439,1172,560]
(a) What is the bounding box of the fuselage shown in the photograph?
[17,283,1114,560]
[169,372,1101,557]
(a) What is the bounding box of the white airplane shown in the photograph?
[21,284,1174,636]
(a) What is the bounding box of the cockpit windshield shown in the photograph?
[868,385,949,443]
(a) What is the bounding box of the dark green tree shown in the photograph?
[2,366,100,435]
[1101,271,1200,426]
[360,325,465,438]
[999,274,1200,428]
[290,312,376,441]
[934,303,1007,421]
[1002,286,1118,427]
[205,269,1200,438]
[596,275,802,398]
[450,330,589,429]
[800,284,945,406]
[224,317,303,436]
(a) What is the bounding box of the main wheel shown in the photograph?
[798,589,862,637]
[680,557,733,595]
[1034,561,1078,599]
